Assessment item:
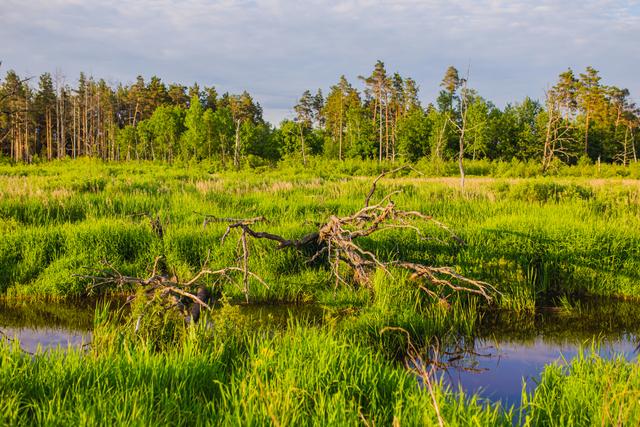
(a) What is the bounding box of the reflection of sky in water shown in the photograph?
[443,335,638,408]
[1,327,91,353]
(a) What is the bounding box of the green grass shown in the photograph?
[1,159,639,307]
[520,351,640,426]
[0,316,512,426]
[3,301,638,426]
[2,158,640,425]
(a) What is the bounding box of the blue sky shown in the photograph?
[1,0,638,124]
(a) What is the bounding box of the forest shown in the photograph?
[1,61,638,169]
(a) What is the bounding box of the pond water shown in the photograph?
[443,334,638,408]
[442,299,640,407]
[1,297,638,408]
[0,299,95,353]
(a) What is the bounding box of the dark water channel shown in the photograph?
[1,297,638,408]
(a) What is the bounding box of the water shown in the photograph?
[443,335,638,408]
[441,300,640,407]
[0,299,95,352]
[0,326,91,353]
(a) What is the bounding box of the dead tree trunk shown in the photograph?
[81,171,496,321]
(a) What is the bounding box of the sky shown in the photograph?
[1,0,639,125]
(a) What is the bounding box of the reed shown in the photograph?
[1,159,638,309]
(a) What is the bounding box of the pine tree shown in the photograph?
[577,67,605,157]
[359,60,390,161]
[35,73,56,159]
[294,90,314,165]
[323,76,360,160]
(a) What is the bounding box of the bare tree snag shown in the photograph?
[200,170,494,303]
[542,88,576,172]
[77,257,267,322]
[79,172,495,323]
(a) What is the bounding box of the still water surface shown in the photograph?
[0,299,94,352]
[443,300,640,406]
[444,334,638,407]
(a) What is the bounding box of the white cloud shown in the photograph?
[1,0,638,123]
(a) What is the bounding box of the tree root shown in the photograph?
[202,168,495,303]
[79,168,497,322]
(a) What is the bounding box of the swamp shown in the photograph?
[2,159,640,425]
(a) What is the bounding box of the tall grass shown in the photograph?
[0,310,512,426]
[5,298,636,425]
[1,159,639,308]
[520,351,640,426]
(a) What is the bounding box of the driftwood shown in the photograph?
[77,257,268,322]
[79,168,496,322]
[199,168,494,303]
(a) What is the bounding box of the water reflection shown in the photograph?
[0,299,95,352]
[444,336,638,408]
[442,298,640,407]
[0,326,91,353]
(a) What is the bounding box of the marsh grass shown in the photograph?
[1,158,639,319]
[2,160,639,307]
[520,350,640,426]
[0,306,513,426]
[1,159,640,424]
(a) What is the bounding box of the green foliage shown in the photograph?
[521,352,640,426]
[6,64,637,167]
[0,320,511,426]
[181,94,207,159]
[397,107,431,161]
[149,105,185,161]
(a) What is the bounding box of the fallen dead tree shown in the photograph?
[198,167,495,302]
[78,256,268,322]
[80,167,497,320]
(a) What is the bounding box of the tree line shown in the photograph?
[1,61,638,168]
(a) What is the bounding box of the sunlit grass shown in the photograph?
[2,158,640,424]
[1,159,638,307]
[0,311,513,426]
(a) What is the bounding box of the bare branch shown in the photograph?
[364,165,422,207]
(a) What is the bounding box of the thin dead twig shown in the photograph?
[364,165,423,207]
[380,327,445,427]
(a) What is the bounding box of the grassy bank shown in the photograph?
[0,312,511,426]
[2,307,639,426]
[520,351,640,426]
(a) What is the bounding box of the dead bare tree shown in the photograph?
[79,170,496,323]
[207,215,269,303]
[445,66,473,191]
[77,256,268,322]
[199,167,495,303]
[542,88,576,172]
